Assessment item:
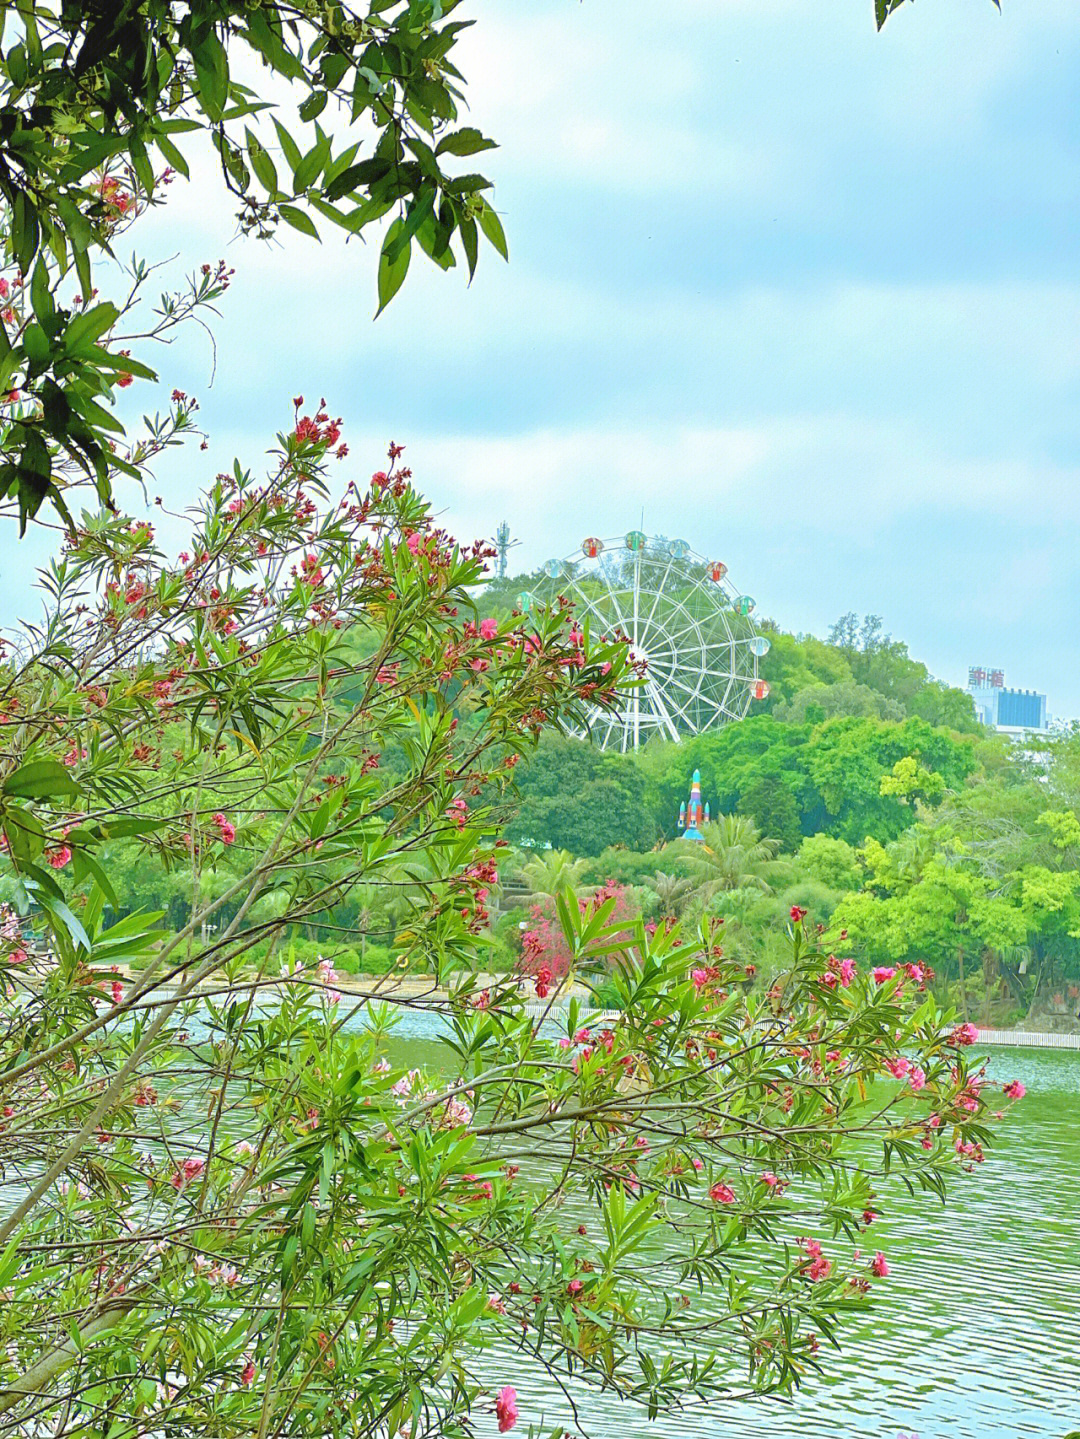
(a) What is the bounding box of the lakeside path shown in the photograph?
[113,966,1080,1047]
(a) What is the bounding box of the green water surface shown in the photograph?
[383,1014,1080,1439]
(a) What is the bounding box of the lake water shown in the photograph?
[381,1011,1080,1439]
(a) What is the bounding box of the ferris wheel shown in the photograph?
[528,531,771,752]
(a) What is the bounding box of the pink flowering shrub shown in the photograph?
[518,879,639,983]
[0,426,1014,1437]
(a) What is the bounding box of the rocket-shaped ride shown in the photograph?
[677,769,709,842]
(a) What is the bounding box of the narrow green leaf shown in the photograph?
[3,759,79,800]
[277,204,320,240]
[435,127,497,158]
[460,216,478,281]
[477,201,508,260]
[246,128,279,193]
[63,301,119,353]
[376,218,411,315]
[154,132,190,179]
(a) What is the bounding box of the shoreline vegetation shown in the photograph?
[103,962,1080,1041]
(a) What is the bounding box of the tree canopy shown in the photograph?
[0,0,506,526]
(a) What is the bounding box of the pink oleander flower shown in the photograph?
[480,617,498,640]
[391,1069,420,1101]
[805,1255,832,1282]
[872,966,897,984]
[1003,1079,1026,1100]
[838,957,856,988]
[691,968,710,992]
[908,1066,927,1092]
[170,1157,205,1190]
[495,1385,519,1432]
[240,1357,256,1386]
[884,1056,912,1080]
[709,1182,736,1204]
[871,1251,890,1277]
[442,1096,473,1128]
[950,1021,979,1046]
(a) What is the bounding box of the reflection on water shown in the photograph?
[376,1010,1080,1439]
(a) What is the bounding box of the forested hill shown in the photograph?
[477,580,982,855]
[478,581,978,733]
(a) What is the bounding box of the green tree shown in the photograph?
[646,870,696,918]
[637,716,824,841]
[825,614,977,731]
[804,717,976,844]
[685,814,783,897]
[775,681,904,724]
[797,834,862,892]
[737,775,803,853]
[505,732,659,855]
[520,848,588,901]
[0,0,507,524]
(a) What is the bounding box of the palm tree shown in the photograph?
[647,871,695,918]
[684,814,782,898]
[521,849,588,902]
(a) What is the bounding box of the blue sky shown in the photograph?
[5,0,1079,715]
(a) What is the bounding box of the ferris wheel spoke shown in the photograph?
[663,670,728,713]
[644,680,682,743]
[568,578,622,639]
[642,554,677,632]
[644,602,716,652]
[592,575,634,644]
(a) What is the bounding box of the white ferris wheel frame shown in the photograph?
[540,535,766,752]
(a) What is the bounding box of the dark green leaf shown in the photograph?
[273,118,302,171]
[154,132,190,179]
[30,257,54,328]
[299,90,327,123]
[323,158,392,202]
[460,216,478,281]
[191,29,230,121]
